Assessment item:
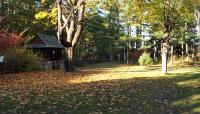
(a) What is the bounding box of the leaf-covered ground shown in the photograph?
[0,65,200,114]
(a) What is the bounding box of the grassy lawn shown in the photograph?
[0,64,200,114]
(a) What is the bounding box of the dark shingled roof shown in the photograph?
[28,33,65,48]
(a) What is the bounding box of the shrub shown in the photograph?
[0,30,22,52]
[3,48,42,72]
[138,52,153,67]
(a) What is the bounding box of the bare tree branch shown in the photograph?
[72,2,85,46]
[61,12,72,31]
[0,16,7,23]
[57,0,62,40]
[19,27,30,37]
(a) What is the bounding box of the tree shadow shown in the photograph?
[73,69,200,114]
[168,72,200,114]
[0,66,200,114]
[66,70,200,113]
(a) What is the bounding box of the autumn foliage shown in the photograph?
[0,30,22,52]
[3,48,42,73]
[130,49,154,61]
[0,66,199,113]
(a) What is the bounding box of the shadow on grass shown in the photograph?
[168,71,200,114]
[0,66,200,114]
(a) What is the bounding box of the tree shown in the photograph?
[0,30,22,52]
[128,0,200,74]
[96,0,122,62]
[195,6,200,53]
[138,52,153,67]
[0,0,38,35]
[151,30,163,61]
[34,0,57,35]
[73,0,123,63]
[57,0,85,71]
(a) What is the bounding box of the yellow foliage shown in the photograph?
[51,8,57,15]
[40,0,46,4]
[49,8,58,25]
[35,8,57,25]
[35,11,48,19]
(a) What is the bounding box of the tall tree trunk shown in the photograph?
[195,7,200,63]
[185,42,189,62]
[181,44,184,64]
[65,47,74,71]
[154,40,157,61]
[77,41,80,61]
[135,42,137,49]
[126,25,131,64]
[57,0,85,71]
[126,44,129,64]
[162,0,171,74]
[109,42,113,62]
[196,7,200,40]
[161,43,168,74]
[192,46,195,63]
[162,26,170,74]
[170,45,173,64]
[118,53,120,63]
[124,47,126,62]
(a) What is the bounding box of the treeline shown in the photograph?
[0,0,200,68]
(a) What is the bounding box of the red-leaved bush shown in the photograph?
[130,49,154,60]
[0,30,22,52]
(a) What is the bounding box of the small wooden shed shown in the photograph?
[28,33,65,70]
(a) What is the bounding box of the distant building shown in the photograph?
[28,33,65,70]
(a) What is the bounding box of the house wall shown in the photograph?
[43,60,64,70]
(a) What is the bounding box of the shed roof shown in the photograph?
[28,33,65,48]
